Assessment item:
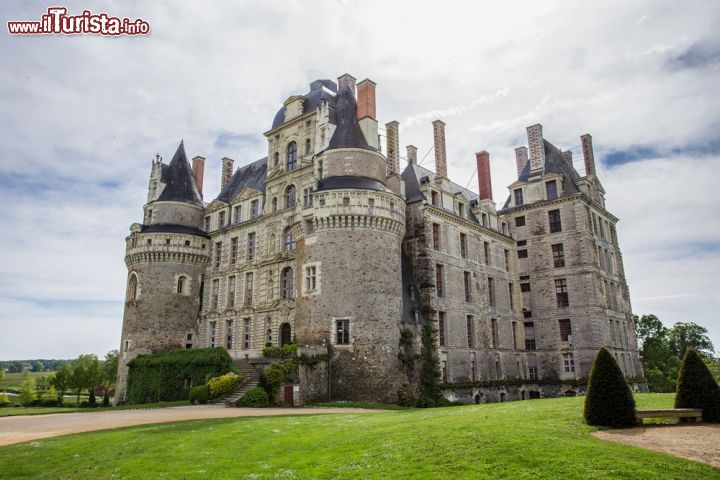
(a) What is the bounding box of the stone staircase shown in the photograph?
[221,359,262,407]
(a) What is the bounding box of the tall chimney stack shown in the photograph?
[526,124,545,173]
[432,119,448,179]
[515,146,528,177]
[385,121,400,175]
[221,157,234,190]
[406,145,418,165]
[476,151,492,201]
[581,134,596,176]
[337,73,356,96]
[356,79,376,120]
[192,156,205,197]
[563,150,573,164]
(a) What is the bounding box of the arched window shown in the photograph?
[280,323,292,346]
[273,152,279,168]
[283,227,295,251]
[127,273,138,301]
[177,275,188,294]
[282,267,294,299]
[272,197,278,213]
[304,138,311,155]
[285,185,296,208]
[286,142,297,170]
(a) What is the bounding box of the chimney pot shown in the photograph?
[432,119,448,179]
[385,121,400,175]
[192,156,205,197]
[406,145,418,165]
[515,147,528,178]
[221,157,234,190]
[526,124,545,172]
[337,73,357,97]
[581,134,596,176]
[356,79,377,120]
[476,151,492,201]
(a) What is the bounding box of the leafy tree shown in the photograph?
[18,376,38,406]
[584,347,636,428]
[41,386,59,405]
[0,368,4,382]
[35,375,51,392]
[103,350,119,406]
[668,323,715,359]
[675,349,720,422]
[7,361,24,373]
[31,361,44,372]
[418,321,442,406]
[69,354,103,406]
[52,365,72,403]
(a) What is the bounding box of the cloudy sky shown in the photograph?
[1,0,718,360]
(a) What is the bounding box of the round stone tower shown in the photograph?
[294,81,407,403]
[115,142,210,403]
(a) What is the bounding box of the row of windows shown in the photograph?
[126,273,193,301]
[436,264,516,311]
[214,229,295,269]
[437,315,574,349]
[208,318,293,350]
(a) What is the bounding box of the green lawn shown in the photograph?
[0,400,189,417]
[0,394,717,479]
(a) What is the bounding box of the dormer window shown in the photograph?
[514,188,524,206]
[458,202,465,218]
[305,138,312,155]
[546,180,558,200]
[218,211,226,228]
[431,190,439,206]
[286,142,297,170]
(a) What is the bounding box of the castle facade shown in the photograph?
[116,74,645,404]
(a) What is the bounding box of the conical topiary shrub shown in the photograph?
[584,347,636,427]
[675,349,720,423]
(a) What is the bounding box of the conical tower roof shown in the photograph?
[157,141,203,207]
[327,84,371,151]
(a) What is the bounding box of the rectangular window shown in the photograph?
[559,319,572,342]
[210,279,219,310]
[210,322,217,348]
[438,312,446,347]
[546,180,558,200]
[528,366,538,380]
[508,283,514,311]
[491,318,498,349]
[517,249,528,258]
[204,216,211,231]
[244,272,254,305]
[442,360,448,383]
[305,265,317,292]
[227,276,236,309]
[467,315,475,348]
[512,321,518,349]
[552,243,565,268]
[336,319,350,345]
[303,188,313,208]
[504,249,510,271]
[458,202,465,218]
[548,209,562,233]
[342,197,350,206]
[515,216,526,227]
[368,198,375,208]
[520,282,531,293]
[230,237,238,265]
[436,264,444,297]
[432,223,441,250]
[250,199,259,218]
[481,212,488,226]
[514,188,524,206]
[484,241,491,265]
[517,240,527,247]
[555,279,569,307]
[214,242,222,268]
[247,232,256,260]
[460,233,467,258]
[524,322,536,350]
[431,190,439,206]
[488,277,495,306]
[243,318,251,349]
[563,353,575,373]
[234,205,242,224]
[219,211,226,228]
[464,271,471,302]
[226,320,233,349]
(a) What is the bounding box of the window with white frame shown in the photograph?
[562,353,575,373]
[335,318,351,345]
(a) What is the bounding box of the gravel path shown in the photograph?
[593,424,720,467]
[0,405,385,446]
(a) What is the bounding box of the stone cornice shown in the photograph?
[425,205,514,244]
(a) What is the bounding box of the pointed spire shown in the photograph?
[157,141,203,207]
[327,83,371,151]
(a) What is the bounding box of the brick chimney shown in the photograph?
[406,145,418,165]
[356,79,376,120]
[337,73,356,96]
[221,157,234,190]
[476,151,492,201]
[385,121,400,175]
[581,134,596,176]
[432,119,447,179]
[192,156,205,197]
[515,146,528,177]
[526,124,545,173]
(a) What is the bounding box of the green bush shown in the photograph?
[262,343,297,359]
[675,349,720,422]
[127,347,233,404]
[584,347,636,428]
[260,362,294,403]
[189,385,210,405]
[0,393,11,408]
[208,372,244,398]
[236,387,269,407]
[397,385,420,407]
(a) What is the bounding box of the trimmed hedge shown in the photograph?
[236,387,269,407]
[584,347,636,428]
[208,372,244,398]
[189,385,210,404]
[675,349,720,422]
[127,347,234,404]
[260,362,294,403]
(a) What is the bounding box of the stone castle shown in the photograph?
[115,74,646,404]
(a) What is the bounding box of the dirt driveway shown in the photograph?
[593,424,720,467]
[0,405,385,446]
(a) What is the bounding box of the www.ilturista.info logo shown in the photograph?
[7,7,150,36]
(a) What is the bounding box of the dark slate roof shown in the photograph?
[401,163,426,204]
[141,224,210,238]
[315,175,391,193]
[271,79,337,130]
[156,141,203,207]
[327,83,372,151]
[502,139,582,209]
[216,157,268,203]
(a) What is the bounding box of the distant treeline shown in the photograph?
[0,359,73,373]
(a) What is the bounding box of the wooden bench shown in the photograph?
[635,408,703,423]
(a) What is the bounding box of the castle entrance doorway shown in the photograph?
[280,323,292,346]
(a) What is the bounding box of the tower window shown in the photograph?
[282,267,294,299]
[460,233,467,258]
[432,223,441,250]
[438,312,446,347]
[286,142,298,170]
[285,185,296,208]
[177,275,188,294]
[305,265,317,292]
[552,243,565,268]
[231,237,238,265]
[488,277,495,306]
[559,319,572,342]
[435,264,444,297]
[515,216,526,227]
[214,242,222,268]
[546,180,558,200]
[283,227,295,251]
[127,273,139,301]
[464,271,471,302]
[211,279,219,310]
[491,318,498,349]
[467,315,475,348]
[303,188,313,208]
[247,233,256,260]
[555,278,569,307]
[514,188,524,206]
[335,319,350,345]
[562,353,575,373]
[548,209,562,233]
